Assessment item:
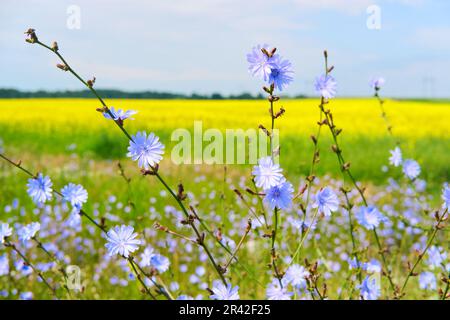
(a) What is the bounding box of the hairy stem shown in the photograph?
[290,208,319,264]
[0,152,167,299]
[127,258,157,300]
[32,237,72,297]
[154,172,227,285]
[270,208,284,286]
[5,239,56,297]
[223,220,252,271]
[132,258,174,300]
[374,90,399,146]
[316,51,394,293]
[400,209,448,296]
[442,272,450,300]
[31,36,228,286]
[35,40,133,142]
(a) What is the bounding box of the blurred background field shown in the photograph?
[0,98,449,299]
[0,97,448,191]
[2,0,450,301]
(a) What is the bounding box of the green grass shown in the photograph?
[0,98,448,191]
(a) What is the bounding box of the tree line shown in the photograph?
[0,88,307,100]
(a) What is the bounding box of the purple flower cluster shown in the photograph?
[247,44,294,91]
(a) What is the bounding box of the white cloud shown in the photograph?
[389,0,424,6]
[292,0,425,15]
[292,0,373,15]
[0,0,448,97]
[229,16,310,32]
[412,27,450,51]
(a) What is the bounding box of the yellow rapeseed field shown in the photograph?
[0,98,448,190]
[0,98,448,139]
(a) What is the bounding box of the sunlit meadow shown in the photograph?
[1,96,449,299]
[0,31,449,301]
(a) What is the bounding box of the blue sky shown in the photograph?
[1,0,449,97]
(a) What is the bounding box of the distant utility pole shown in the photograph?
[422,76,436,98]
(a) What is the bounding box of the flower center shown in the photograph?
[271,68,280,77]
[273,189,281,198]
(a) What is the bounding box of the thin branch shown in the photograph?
[153,222,197,244]
[400,208,448,296]
[317,50,395,294]
[4,239,56,297]
[223,219,252,271]
[27,32,227,286]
